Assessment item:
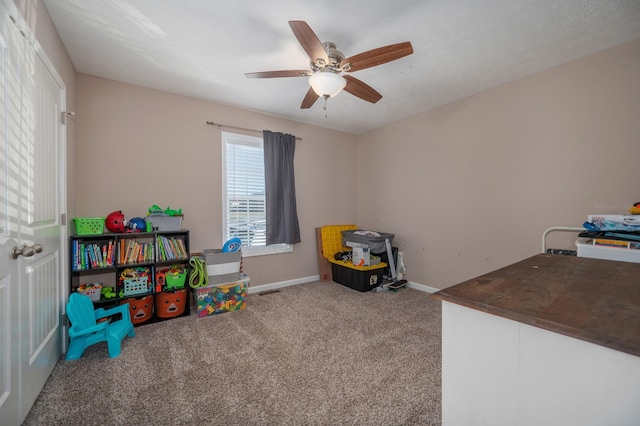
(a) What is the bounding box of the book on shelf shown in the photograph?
[72,241,114,270]
[157,235,187,260]
[157,238,166,261]
[163,236,175,260]
[120,239,154,264]
[168,238,179,258]
[158,236,171,260]
[82,246,88,270]
[94,244,103,267]
[128,243,138,263]
[175,239,187,258]
[124,239,134,264]
[87,244,96,268]
[72,240,80,270]
[106,241,114,266]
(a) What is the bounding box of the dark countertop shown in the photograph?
[430,254,640,357]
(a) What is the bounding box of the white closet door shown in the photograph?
[0,5,25,423]
[0,1,66,423]
[19,30,65,417]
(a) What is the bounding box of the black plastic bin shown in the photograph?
[331,263,385,292]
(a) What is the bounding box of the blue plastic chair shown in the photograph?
[66,292,135,360]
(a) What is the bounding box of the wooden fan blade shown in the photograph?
[245,70,311,78]
[341,41,413,72]
[343,75,382,103]
[301,87,319,109]
[289,21,329,64]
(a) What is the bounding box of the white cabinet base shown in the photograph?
[442,301,640,426]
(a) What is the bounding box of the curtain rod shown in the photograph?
[206,121,302,141]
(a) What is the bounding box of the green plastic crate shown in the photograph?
[165,271,187,289]
[73,217,105,235]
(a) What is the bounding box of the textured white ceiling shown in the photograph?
[42,0,640,135]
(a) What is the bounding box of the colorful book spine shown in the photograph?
[94,244,103,267]
[160,236,175,260]
[175,239,187,259]
[158,237,166,261]
[72,240,79,270]
[107,241,113,266]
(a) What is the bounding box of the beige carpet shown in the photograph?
[24,281,442,425]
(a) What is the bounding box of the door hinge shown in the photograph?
[61,111,75,125]
[9,15,27,38]
[61,213,67,225]
[61,313,68,324]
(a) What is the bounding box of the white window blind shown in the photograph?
[222,132,292,256]
[222,132,266,246]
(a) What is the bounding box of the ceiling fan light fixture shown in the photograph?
[309,72,346,98]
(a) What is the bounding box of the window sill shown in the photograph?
[241,244,292,257]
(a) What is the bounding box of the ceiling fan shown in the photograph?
[245,20,413,109]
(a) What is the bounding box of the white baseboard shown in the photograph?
[407,281,440,294]
[248,275,320,294]
[248,275,440,295]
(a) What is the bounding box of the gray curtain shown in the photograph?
[263,130,301,245]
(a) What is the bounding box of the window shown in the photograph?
[222,132,292,256]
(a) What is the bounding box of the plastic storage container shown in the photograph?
[120,294,154,325]
[331,263,385,292]
[146,215,183,231]
[123,277,150,296]
[164,271,187,289]
[194,274,249,317]
[341,230,394,253]
[155,288,188,319]
[78,283,103,301]
[576,239,640,263]
[202,249,242,284]
[320,225,388,292]
[73,217,105,235]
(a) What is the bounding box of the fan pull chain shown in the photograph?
[323,95,329,119]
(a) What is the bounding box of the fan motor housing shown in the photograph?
[311,42,346,72]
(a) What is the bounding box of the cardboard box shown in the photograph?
[202,249,242,284]
[352,245,371,267]
[194,274,249,317]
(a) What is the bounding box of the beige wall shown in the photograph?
[75,74,357,285]
[356,39,640,290]
[27,0,640,290]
